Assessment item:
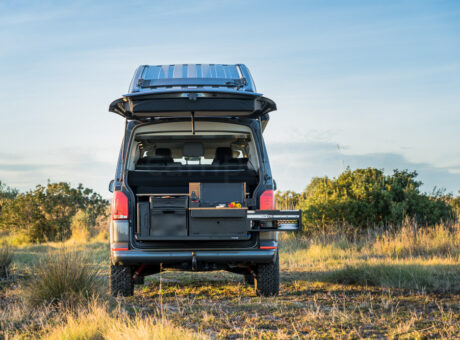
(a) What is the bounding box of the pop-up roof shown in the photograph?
[128,64,257,94]
[109,64,276,120]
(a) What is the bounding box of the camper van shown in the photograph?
[108,64,301,297]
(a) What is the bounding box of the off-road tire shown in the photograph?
[244,273,255,286]
[110,263,134,297]
[255,251,279,296]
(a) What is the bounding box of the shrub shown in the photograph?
[26,248,102,307]
[70,210,93,242]
[275,190,301,210]
[451,191,460,219]
[0,181,108,242]
[295,168,454,232]
[71,207,111,242]
[6,232,31,246]
[0,243,13,277]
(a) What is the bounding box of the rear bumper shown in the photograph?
[112,249,276,266]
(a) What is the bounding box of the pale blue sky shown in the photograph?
[0,0,459,197]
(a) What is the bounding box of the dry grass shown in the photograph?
[0,242,13,277]
[26,247,103,307]
[1,222,459,338]
[69,208,110,244]
[43,299,205,340]
[372,222,460,257]
[281,222,460,291]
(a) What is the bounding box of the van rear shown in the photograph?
[108,64,301,297]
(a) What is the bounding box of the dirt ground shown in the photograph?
[129,270,460,339]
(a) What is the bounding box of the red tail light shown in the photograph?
[260,190,275,210]
[112,191,128,220]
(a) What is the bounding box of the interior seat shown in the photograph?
[136,148,173,167]
[155,148,173,162]
[212,147,233,165]
[212,147,248,166]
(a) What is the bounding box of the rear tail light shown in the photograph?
[259,190,275,210]
[112,191,128,220]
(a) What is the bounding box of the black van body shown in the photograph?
[108,64,301,296]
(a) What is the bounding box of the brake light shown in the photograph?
[259,190,275,210]
[112,191,128,220]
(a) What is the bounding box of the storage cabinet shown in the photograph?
[136,187,250,240]
[150,209,187,237]
[150,196,188,209]
[137,201,150,236]
[189,208,249,240]
[137,196,188,240]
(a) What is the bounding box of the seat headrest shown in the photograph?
[183,143,204,157]
[155,148,172,158]
[214,147,233,162]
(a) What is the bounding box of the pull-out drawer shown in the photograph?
[189,208,250,240]
[136,200,188,240]
[150,209,187,237]
[149,196,188,209]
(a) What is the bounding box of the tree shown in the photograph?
[0,181,108,242]
[450,191,460,219]
[0,180,19,229]
[0,181,18,200]
[298,168,454,232]
[275,190,301,210]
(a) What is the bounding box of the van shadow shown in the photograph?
[281,263,460,296]
[138,262,460,300]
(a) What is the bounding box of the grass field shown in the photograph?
[1,223,459,339]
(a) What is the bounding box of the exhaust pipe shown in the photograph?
[132,264,145,281]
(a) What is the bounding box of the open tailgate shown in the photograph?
[109,64,276,120]
[109,91,276,120]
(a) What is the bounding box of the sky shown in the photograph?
[0,0,459,197]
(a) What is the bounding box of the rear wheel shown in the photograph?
[255,251,279,297]
[110,263,134,297]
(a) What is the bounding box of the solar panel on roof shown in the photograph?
[128,64,257,94]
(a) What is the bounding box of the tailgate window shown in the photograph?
[132,133,259,171]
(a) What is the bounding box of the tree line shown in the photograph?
[276,168,459,233]
[1,167,459,242]
[0,181,108,242]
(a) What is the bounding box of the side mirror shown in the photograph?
[273,179,277,191]
[108,179,115,193]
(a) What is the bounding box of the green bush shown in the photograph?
[70,210,93,242]
[280,168,454,232]
[451,191,460,219]
[275,190,301,210]
[0,181,108,242]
